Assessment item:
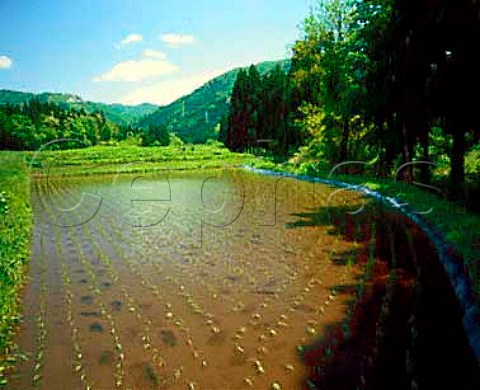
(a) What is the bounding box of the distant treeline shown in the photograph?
[223,0,480,199]
[0,99,170,150]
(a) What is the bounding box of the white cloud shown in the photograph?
[161,33,195,48]
[93,58,178,82]
[120,33,143,46]
[143,49,166,59]
[120,68,227,105]
[0,55,12,69]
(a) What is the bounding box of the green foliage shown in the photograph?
[249,0,479,197]
[289,0,369,163]
[141,124,170,147]
[0,99,121,150]
[0,152,32,376]
[465,149,480,182]
[169,132,184,147]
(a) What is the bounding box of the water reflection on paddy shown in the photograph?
[10,168,369,390]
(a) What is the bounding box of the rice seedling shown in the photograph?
[31,233,48,387]
[284,364,295,372]
[253,359,265,375]
[271,382,282,390]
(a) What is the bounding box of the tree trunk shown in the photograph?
[401,118,413,181]
[383,115,396,177]
[340,120,349,163]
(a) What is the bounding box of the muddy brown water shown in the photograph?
[8,169,367,390]
[7,168,480,389]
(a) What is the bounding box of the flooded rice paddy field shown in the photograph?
[9,169,374,390]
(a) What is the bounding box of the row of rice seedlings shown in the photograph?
[37,181,94,390]
[133,222,292,330]
[40,184,124,387]
[51,191,127,388]
[293,218,366,382]
[205,243,294,314]
[101,186,285,318]
[70,234,125,387]
[342,222,376,332]
[252,241,357,385]
[370,222,399,352]
[31,232,48,386]
[368,224,402,378]
[98,188,243,309]
[342,216,393,387]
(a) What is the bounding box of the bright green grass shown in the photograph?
[0,152,32,383]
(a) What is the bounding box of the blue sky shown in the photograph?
[0,0,311,106]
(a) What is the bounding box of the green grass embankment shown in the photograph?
[0,152,32,384]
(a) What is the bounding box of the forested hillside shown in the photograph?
[0,99,128,150]
[0,90,158,125]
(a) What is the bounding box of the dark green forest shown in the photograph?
[0,100,126,150]
[223,0,480,201]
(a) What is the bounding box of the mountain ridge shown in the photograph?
[0,89,158,125]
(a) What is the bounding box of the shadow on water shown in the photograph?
[287,203,480,390]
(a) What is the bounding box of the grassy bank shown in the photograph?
[26,142,250,177]
[247,157,480,293]
[0,152,32,384]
